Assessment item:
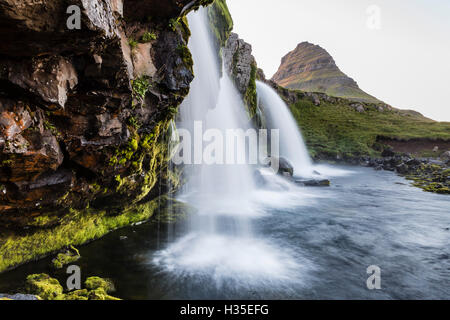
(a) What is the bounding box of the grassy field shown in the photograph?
[289,97,450,159]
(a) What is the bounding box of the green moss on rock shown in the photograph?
[0,117,177,271]
[244,62,258,122]
[176,44,194,67]
[132,76,151,104]
[0,199,161,273]
[405,163,450,194]
[25,274,120,300]
[141,31,157,42]
[208,0,233,49]
[51,246,81,269]
[88,288,121,300]
[25,274,63,300]
[85,276,115,293]
[57,289,89,301]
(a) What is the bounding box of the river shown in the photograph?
[1,166,448,300]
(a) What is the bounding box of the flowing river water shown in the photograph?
[0,166,449,299]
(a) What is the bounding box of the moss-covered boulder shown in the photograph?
[85,277,115,293]
[55,288,120,301]
[87,288,121,301]
[25,273,120,300]
[55,289,89,301]
[51,246,81,269]
[406,163,450,194]
[25,274,63,300]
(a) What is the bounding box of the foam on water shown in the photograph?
[152,233,309,287]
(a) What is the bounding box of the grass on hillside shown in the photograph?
[289,99,450,159]
[279,67,380,104]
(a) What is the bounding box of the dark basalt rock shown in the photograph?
[295,179,331,187]
[222,32,262,126]
[0,0,214,272]
[381,148,395,158]
[269,157,294,177]
[123,0,211,22]
[396,163,409,174]
[223,33,255,96]
[0,0,120,57]
[1,56,78,109]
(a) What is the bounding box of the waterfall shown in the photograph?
[153,8,302,285]
[256,81,314,178]
[177,7,255,218]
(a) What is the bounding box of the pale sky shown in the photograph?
[227,0,450,122]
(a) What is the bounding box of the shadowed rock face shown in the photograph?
[0,0,119,57]
[272,42,380,103]
[0,0,207,227]
[223,33,255,97]
[124,0,213,21]
[222,32,262,126]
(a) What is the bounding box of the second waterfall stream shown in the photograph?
[255,81,314,177]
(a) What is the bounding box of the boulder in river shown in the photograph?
[271,157,294,177]
[396,163,409,174]
[295,179,331,187]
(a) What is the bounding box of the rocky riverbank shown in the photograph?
[365,155,450,194]
[323,152,450,194]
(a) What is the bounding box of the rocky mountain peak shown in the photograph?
[272,42,380,103]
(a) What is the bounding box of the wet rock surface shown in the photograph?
[294,179,331,187]
[223,33,255,96]
[222,32,260,125]
[0,0,212,272]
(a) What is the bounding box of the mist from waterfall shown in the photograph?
[256,81,314,177]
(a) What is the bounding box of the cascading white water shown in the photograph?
[153,8,303,285]
[177,7,255,219]
[178,7,220,128]
[256,81,314,177]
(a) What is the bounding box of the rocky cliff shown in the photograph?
[0,0,222,272]
[272,42,380,103]
[223,33,259,124]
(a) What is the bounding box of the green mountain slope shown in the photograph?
[271,85,450,160]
